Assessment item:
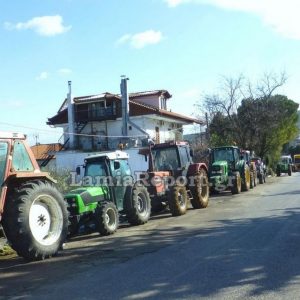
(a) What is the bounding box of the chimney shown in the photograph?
[120,76,129,137]
[67,81,76,149]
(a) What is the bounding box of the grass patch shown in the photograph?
[0,244,15,257]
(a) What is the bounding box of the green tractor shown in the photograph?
[209,146,251,194]
[276,155,293,177]
[64,151,151,236]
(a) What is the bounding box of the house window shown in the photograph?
[89,101,106,118]
[160,97,167,110]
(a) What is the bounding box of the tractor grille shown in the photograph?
[65,197,78,216]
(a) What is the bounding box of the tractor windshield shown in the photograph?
[152,147,179,171]
[0,142,8,185]
[212,148,234,163]
[280,157,289,164]
[84,160,108,178]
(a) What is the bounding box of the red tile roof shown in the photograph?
[48,90,203,125]
[31,143,61,160]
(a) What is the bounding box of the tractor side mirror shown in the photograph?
[76,166,81,176]
[114,161,121,170]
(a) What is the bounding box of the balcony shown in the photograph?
[75,103,117,123]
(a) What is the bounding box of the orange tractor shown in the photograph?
[141,141,209,216]
[0,132,68,260]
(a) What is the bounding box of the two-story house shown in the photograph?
[47,81,202,172]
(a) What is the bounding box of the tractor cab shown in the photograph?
[82,151,133,211]
[209,146,241,173]
[150,141,193,177]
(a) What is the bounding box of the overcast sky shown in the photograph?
[1,0,299,144]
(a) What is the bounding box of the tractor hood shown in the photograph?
[210,161,227,176]
[211,161,227,172]
[65,187,109,205]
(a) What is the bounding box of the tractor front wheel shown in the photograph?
[190,169,209,209]
[2,180,68,261]
[168,185,188,216]
[95,202,119,236]
[125,186,151,225]
[231,172,242,195]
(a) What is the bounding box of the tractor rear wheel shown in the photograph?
[168,185,188,216]
[231,172,242,195]
[190,169,209,209]
[95,202,119,236]
[2,180,68,261]
[125,186,151,225]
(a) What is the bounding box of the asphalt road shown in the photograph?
[1,173,300,300]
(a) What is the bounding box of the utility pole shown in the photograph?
[33,133,39,145]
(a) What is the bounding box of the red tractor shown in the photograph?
[141,141,209,216]
[0,132,68,260]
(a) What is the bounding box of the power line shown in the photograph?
[0,121,148,138]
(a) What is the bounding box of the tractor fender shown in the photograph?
[187,163,208,177]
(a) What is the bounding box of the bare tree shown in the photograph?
[196,71,289,148]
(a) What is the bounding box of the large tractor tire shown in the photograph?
[95,202,119,236]
[288,167,292,176]
[231,172,242,195]
[2,180,68,261]
[168,185,188,216]
[125,185,151,225]
[190,169,209,209]
[241,165,251,192]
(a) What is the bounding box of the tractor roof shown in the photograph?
[0,132,26,140]
[152,141,189,149]
[281,155,291,159]
[85,150,129,161]
[212,146,239,150]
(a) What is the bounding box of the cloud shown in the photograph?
[58,68,72,75]
[36,72,49,80]
[117,30,163,49]
[164,0,300,40]
[4,15,71,37]
[4,100,24,108]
